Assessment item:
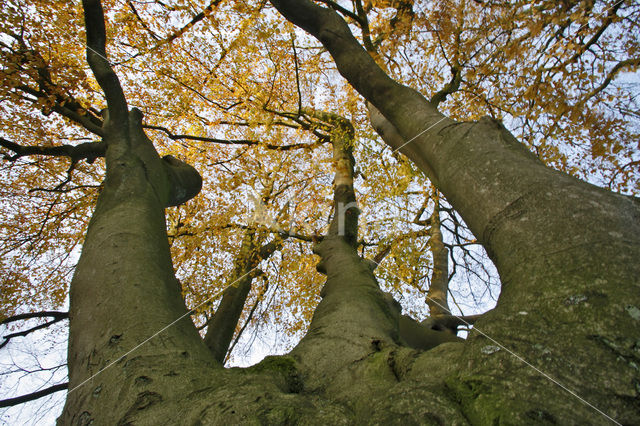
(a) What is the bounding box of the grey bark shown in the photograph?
[422,197,458,334]
[55,0,640,424]
[269,0,640,422]
[59,2,211,423]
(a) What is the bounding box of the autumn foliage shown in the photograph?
[1,0,638,367]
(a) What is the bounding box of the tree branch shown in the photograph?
[291,35,303,115]
[315,0,361,24]
[0,383,68,408]
[352,0,376,52]
[371,227,430,266]
[13,81,104,136]
[143,124,321,151]
[579,57,640,105]
[1,311,69,350]
[82,0,129,125]
[1,311,68,325]
[555,1,623,70]
[0,136,106,163]
[430,64,462,107]
[126,0,160,40]
[224,279,265,363]
[203,229,283,363]
[162,0,222,46]
[269,0,396,103]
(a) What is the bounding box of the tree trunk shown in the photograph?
[425,196,451,319]
[58,0,640,424]
[268,0,640,423]
[203,228,280,364]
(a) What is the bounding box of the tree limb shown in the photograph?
[224,278,265,363]
[13,82,104,136]
[352,0,376,52]
[204,230,283,363]
[315,0,362,24]
[161,0,222,46]
[0,136,106,163]
[554,1,623,71]
[425,197,452,323]
[269,0,401,104]
[143,124,321,151]
[1,311,69,350]
[82,0,129,125]
[579,57,640,105]
[0,383,68,408]
[430,64,462,107]
[1,311,68,325]
[126,0,160,40]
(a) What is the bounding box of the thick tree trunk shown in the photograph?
[269,0,640,423]
[59,111,217,424]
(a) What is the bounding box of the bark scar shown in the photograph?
[482,191,530,250]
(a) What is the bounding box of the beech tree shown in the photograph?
[1,0,639,424]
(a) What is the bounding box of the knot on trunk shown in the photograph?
[312,238,331,274]
[126,109,203,207]
[161,155,203,207]
[312,235,359,275]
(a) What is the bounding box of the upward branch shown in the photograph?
[270,0,447,188]
[82,0,129,127]
[269,0,440,115]
[203,229,281,363]
[303,109,358,246]
[424,195,455,333]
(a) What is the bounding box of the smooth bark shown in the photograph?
[204,230,279,363]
